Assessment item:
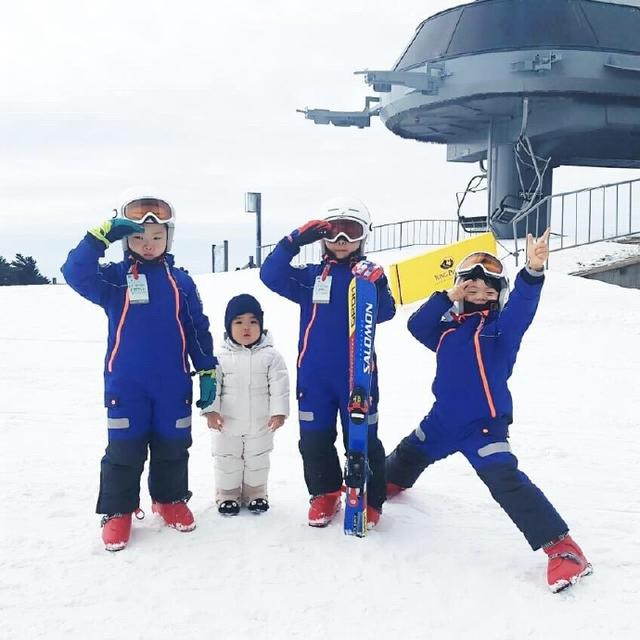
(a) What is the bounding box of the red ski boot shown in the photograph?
[152,500,196,532]
[544,534,592,593]
[101,513,132,552]
[308,491,342,527]
[366,505,381,530]
[386,482,406,499]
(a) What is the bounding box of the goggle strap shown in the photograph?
[456,262,504,279]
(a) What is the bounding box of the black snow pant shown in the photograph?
[299,427,386,511]
[297,367,387,510]
[96,435,192,515]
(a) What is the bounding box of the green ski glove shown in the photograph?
[89,219,144,247]
[196,369,217,410]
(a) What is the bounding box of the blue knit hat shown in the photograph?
[224,294,264,339]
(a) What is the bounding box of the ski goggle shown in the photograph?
[324,217,367,243]
[456,252,505,279]
[121,198,174,224]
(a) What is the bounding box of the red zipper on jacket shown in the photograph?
[473,315,497,418]
[297,260,334,369]
[107,290,131,373]
[106,257,140,373]
[107,259,187,374]
[439,311,497,418]
[164,263,188,373]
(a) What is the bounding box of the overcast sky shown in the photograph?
[1,0,637,278]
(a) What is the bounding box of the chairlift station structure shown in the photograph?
[301,0,640,238]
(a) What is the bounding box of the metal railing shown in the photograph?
[511,177,640,265]
[259,218,470,264]
[370,219,470,250]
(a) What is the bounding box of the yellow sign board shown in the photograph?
[388,232,497,305]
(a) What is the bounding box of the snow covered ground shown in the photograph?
[547,237,640,274]
[1,251,640,639]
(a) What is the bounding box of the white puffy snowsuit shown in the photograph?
[209,332,290,503]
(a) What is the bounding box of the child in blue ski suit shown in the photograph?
[385,230,592,592]
[62,197,217,551]
[260,198,396,529]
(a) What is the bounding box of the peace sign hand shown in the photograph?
[447,279,474,303]
[526,227,551,271]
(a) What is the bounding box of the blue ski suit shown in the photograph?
[386,268,568,549]
[260,239,396,510]
[62,234,217,515]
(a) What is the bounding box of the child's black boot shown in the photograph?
[218,500,240,516]
[247,498,269,514]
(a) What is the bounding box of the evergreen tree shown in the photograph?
[10,254,50,285]
[0,255,16,286]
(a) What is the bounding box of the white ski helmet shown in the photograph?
[320,196,373,254]
[453,251,510,312]
[116,192,176,253]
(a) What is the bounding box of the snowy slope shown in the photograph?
[1,261,640,640]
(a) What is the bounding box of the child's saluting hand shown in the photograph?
[526,227,551,271]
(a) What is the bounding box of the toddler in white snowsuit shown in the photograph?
[204,294,289,515]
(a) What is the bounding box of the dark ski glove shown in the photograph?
[196,369,217,410]
[89,219,144,247]
[287,220,331,248]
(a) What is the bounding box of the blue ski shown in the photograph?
[344,276,378,537]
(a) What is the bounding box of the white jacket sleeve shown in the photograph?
[268,350,290,417]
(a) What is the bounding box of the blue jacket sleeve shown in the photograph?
[496,268,544,349]
[178,274,218,372]
[61,234,123,308]
[407,291,455,352]
[259,239,311,303]
[375,275,396,324]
